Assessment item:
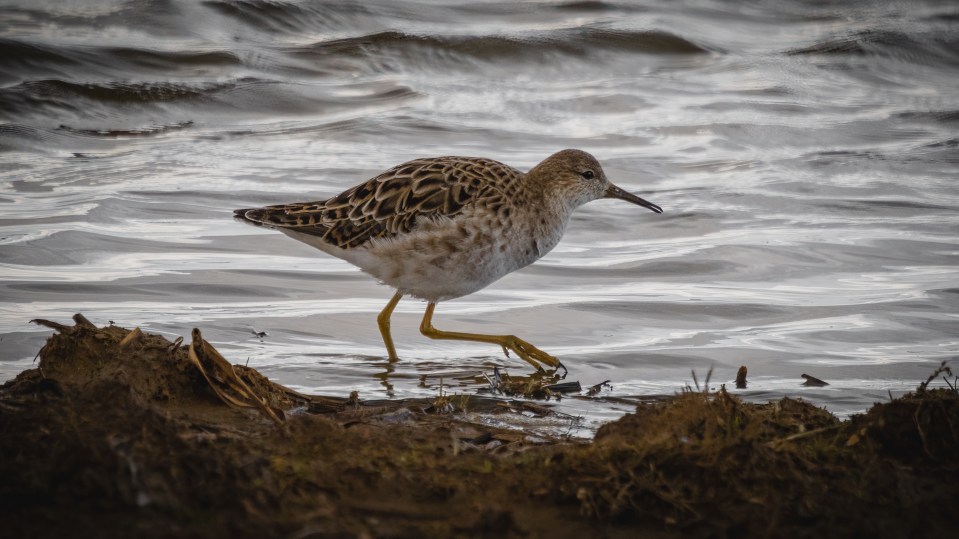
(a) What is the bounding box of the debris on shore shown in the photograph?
[1,315,957,538]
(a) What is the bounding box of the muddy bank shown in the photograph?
[1,316,957,538]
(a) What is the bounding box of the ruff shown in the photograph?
[235,149,662,371]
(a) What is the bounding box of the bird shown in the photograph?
[234,149,662,372]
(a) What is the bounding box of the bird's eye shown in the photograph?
[580,170,595,180]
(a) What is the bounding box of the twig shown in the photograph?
[30,318,72,334]
[188,328,282,424]
[735,366,748,389]
[767,425,841,448]
[72,313,97,330]
[918,361,953,393]
[117,327,142,349]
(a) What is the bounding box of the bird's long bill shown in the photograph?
[604,183,663,213]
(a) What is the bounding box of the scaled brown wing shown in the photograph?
[237,157,513,249]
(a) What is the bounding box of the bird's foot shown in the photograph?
[498,335,563,373]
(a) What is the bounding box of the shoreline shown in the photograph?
[2,315,956,538]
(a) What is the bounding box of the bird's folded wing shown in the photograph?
[235,157,511,249]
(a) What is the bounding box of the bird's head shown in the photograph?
[528,149,663,213]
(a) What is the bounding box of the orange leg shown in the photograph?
[418,302,563,372]
[376,291,403,362]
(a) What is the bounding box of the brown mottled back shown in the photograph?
[234,156,519,249]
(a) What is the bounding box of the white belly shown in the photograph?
[280,211,568,302]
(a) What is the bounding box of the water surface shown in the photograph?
[2,0,958,434]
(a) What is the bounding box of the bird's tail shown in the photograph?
[233,208,273,228]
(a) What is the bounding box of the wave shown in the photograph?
[0,38,241,82]
[9,79,236,104]
[787,29,959,67]
[0,76,419,139]
[0,79,243,123]
[0,27,710,87]
[99,47,241,71]
[285,27,710,77]
[301,28,709,60]
[895,110,959,124]
[0,122,188,155]
[0,124,118,153]
[56,121,195,138]
[0,38,79,79]
[203,0,377,34]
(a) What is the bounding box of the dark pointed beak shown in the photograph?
[604,183,663,213]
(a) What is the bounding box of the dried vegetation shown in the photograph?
[1,315,956,538]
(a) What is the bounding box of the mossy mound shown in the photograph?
[1,316,956,538]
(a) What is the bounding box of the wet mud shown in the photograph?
[2,315,957,538]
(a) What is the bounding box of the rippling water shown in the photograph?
[2,0,957,433]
